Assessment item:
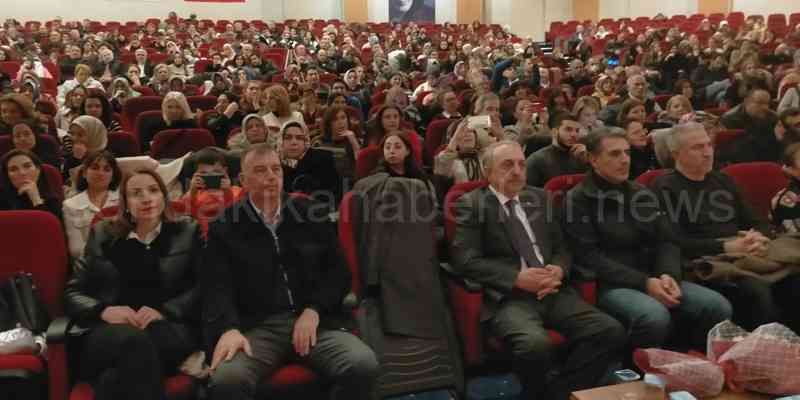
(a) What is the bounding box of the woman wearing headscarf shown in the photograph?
[109,77,141,114]
[227,113,269,152]
[62,115,109,187]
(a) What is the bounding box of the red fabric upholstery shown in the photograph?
[713,129,745,150]
[424,119,454,161]
[577,84,595,97]
[0,61,21,77]
[41,164,64,202]
[442,181,595,367]
[355,146,382,180]
[635,168,669,188]
[187,96,217,111]
[107,131,141,157]
[70,375,195,400]
[444,180,489,242]
[265,362,318,388]
[543,174,586,206]
[0,354,45,374]
[654,94,671,109]
[0,211,68,400]
[338,191,361,296]
[722,162,788,221]
[132,86,157,97]
[122,96,164,132]
[134,110,166,147]
[149,128,216,159]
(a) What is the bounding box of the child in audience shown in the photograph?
[772,142,800,232]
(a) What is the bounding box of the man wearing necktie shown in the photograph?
[451,140,626,400]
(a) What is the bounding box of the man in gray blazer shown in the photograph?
[451,140,626,400]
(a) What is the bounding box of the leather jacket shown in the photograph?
[64,217,203,325]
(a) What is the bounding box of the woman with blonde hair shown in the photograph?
[139,92,198,152]
[572,96,604,135]
[657,95,697,126]
[262,84,304,146]
[57,63,102,106]
[148,64,172,97]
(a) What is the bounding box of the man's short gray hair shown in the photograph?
[241,143,278,171]
[480,140,521,172]
[665,122,706,153]
[626,73,645,87]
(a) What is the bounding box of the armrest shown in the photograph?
[45,316,70,344]
[439,262,483,292]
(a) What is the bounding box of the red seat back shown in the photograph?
[722,162,788,221]
[187,95,217,112]
[355,146,382,180]
[337,191,362,297]
[425,119,455,161]
[107,131,141,157]
[122,96,163,131]
[0,211,67,317]
[543,174,585,206]
[444,180,489,242]
[150,128,216,159]
[635,168,669,187]
[713,129,745,150]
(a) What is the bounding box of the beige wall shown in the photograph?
[699,0,731,14]
[458,0,484,24]
[343,0,369,23]
[574,0,599,22]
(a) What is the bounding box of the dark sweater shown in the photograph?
[0,190,63,222]
[525,143,588,187]
[111,238,168,311]
[650,169,769,259]
[629,146,659,179]
[563,171,682,291]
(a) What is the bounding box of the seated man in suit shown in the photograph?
[451,140,626,400]
[563,128,731,351]
[203,144,379,400]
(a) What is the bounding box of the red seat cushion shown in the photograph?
[266,364,318,387]
[0,354,45,374]
[70,375,194,400]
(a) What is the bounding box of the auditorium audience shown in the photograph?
[139,91,197,152]
[435,118,485,184]
[0,93,36,135]
[651,122,800,331]
[10,121,61,168]
[0,149,62,219]
[280,120,340,201]
[563,129,731,351]
[525,112,588,187]
[202,144,379,400]
[64,169,203,400]
[180,147,243,233]
[80,89,122,133]
[451,139,625,400]
[62,150,121,259]
[4,10,800,397]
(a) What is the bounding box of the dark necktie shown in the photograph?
[505,199,543,268]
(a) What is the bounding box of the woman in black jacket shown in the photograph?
[0,149,62,220]
[64,169,203,400]
[139,91,198,152]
